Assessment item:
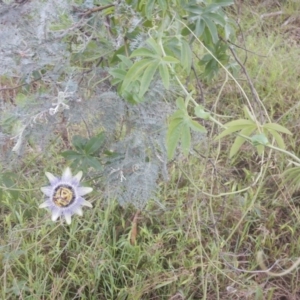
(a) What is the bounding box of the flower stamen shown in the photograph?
[53,184,75,207]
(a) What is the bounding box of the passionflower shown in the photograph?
[39,167,93,224]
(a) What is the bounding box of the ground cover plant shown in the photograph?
[1,0,300,299]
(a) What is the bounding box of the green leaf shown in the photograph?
[121,58,153,92]
[159,64,170,90]
[167,119,184,159]
[109,68,126,80]
[225,23,235,40]
[111,45,127,64]
[162,56,180,63]
[195,19,205,37]
[194,105,210,120]
[170,110,185,121]
[187,119,207,133]
[207,12,226,26]
[181,125,191,156]
[158,0,168,13]
[72,135,88,152]
[224,119,255,127]
[229,126,256,158]
[84,132,105,155]
[84,157,103,171]
[266,128,286,149]
[256,144,265,155]
[176,97,186,111]
[146,38,163,56]
[117,55,133,67]
[180,40,192,73]
[145,0,155,19]
[263,123,292,135]
[130,47,158,58]
[71,158,81,170]
[60,150,82,160]
[139,60,160,97]
[243,106,256,122]
[203,17,219,44]
[214,0,234,6]
[215,124,256,140]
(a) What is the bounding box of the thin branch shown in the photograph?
[191,64,205,104]
[228,46,263,114]
[224,39,268,58]
[260,11,283,19]
[79,4,114,18]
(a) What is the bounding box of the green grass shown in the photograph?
[3,1,300,299]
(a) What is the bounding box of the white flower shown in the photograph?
[39,167,93,225]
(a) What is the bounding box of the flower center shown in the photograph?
[52,185,75,207]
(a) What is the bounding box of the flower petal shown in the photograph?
[51,208,61,221]
[64,211,72,225]
[45,172,58,185]
[62,167,72,182]
[39,200,51,208]
[73,171,83,184]
[73,206,83,216]
[77,187,93,196]
[81,198,93,208]
[41,186,52,196]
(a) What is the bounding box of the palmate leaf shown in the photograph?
[180,39,192,73]
[139,60,160,97]
[187,119,206,132]
[130,47,158,59]
[229,126,256,158]
[117,55,133,68]
[159,63,170,89]
[162,56,180,63]
[214,0,234,5]
[167,100,206,159]
[263,123,292,135]
[262,122,292,149]
[121,58,153,93]
[243,106,256,122]
[146,37,163,56]
[215,119,255,140]
[203,16,218,44]
[61,150,83,160]
[195,19,205,37]
[109,68,127,81]
[167,117,184,159]
[207,12,226,26]
[145,0,155,20]
[123,37,179,98]
[176,97,186,110]
[181,124,191,156]
[84,132,105,155]
[264,128,286,149]
[72,135,88,153]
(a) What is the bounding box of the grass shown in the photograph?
[2,1,300,299]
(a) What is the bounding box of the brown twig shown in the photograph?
[191,64,205,104]
[228,46,262,110]
[80,4,114,18]
[224,38,268,58]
